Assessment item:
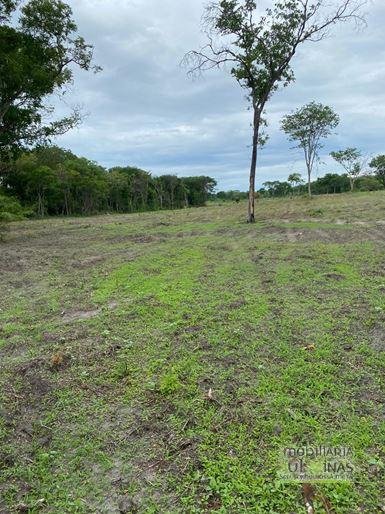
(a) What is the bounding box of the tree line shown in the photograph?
[259,170,384,198]
[215,157,385,201]
[0,146,216,217]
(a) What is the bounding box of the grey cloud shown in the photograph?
[55,0,385,190]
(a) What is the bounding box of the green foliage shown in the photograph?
[282,102,339,196]
[0,192,24,222]
[369,154,385,186]
[1,146,217,217]
[0,191,24,239]
[313,173,351,195]
[112,360,130,380]
[330,148,363,191]
[191,1,363,113]
[182,176,217,207]
[106,168,209,213]
[287,173,303,186]
[356,175,384,192]
[158,371,182,396]
[216,190,248,202]
[0,0,99,157]
[206,2,314,105]
[0,1,17,22]
[282,102,339,149]
[262,180,292,197]
[257,172,366,198]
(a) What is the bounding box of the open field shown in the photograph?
[1,192,385,513]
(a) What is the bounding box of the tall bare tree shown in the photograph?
[183,0,365,222]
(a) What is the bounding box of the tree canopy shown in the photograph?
[1,146,217,217]
[282,102,339,196]
[0,0,100,158]
[369,155,385,186]
[255,171,382,198]
[330,148,364,191]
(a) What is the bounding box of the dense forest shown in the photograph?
[0,146,217,218]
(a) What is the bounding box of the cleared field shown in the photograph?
[1,192,385,513]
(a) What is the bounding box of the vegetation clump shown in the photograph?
[1,146,217,217]
[0,191,25,239]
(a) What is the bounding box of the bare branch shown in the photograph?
[298,0,367,43]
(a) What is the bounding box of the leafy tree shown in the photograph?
[7,153,39,205]
[8,152,52,213]
[287,172,304,195]
[183,176,217,206]
[4,151,106,215]
[0,0,100,158]
[183,0,364,222]
[34,145,76,168]
[262,180,292,197]
[153,176,166,210]
[26,164,59,217]
[216,190,248,202]
[155,175,187,210]
[355,175,384,191]
[0,1,18,22]
[281,102,339,197]
[369,155,385,186]
[312,173,350,194]
[330,148,363,191]
[0,190,24,239]
[262,181,276,197]
[107,169,130,213]
[64,158,108,215]
[55,163,78,215]
[1,146,219,217]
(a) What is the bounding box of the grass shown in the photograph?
[1,191,385,513]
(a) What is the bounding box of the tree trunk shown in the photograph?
[38,191,45,217]
[307,167,312,198]
[350,177,354,191]
[64,190,69,216]
[248,106,260,223]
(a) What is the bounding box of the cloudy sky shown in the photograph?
[54,0,385,190]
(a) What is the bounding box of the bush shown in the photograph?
[0,192,25,240]
[356,176,384,192]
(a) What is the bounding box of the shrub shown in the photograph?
[0,192,25,240]
[356,176,384,192]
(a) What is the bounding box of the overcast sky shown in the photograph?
[54,0,385,190]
